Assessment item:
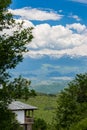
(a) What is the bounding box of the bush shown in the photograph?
[70,118,87,130]
[33,118,47,130]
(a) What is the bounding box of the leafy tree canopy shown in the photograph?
[0,0,33,99]
[55,73,87,130]
[70,118,87,130]
[0,0,34,129]
[0,107,23,130]
[33,118,47,130]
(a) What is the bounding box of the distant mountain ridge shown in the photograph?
[30,80,70,94]
[10,56,87,94]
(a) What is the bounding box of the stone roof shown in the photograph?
[8,101,37,111]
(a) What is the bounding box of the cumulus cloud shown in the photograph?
[9,7,63,21]
[29,23,87,49]
[66,23,86,33]
[24,22,87,58]
[28,24,79,50]
[1,17,87,59]
[68,14,81,21]
[24,45,87,58]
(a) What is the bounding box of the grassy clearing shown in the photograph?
[20,94,57,124]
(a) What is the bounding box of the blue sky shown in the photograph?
[9,0,87,92]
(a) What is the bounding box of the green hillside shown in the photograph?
[20,94,57,124]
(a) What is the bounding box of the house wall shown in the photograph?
[14,110,25,124]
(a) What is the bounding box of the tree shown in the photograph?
[33,118,47,130]
[8,75,36,100]
[0,0,12,31]
[0,107,23,130]
[30,89,37,97]
[9,76,31,99]
[0,0,33,82]
[55,73,87,130]
[0,0,33,101]
[70,118,87,130]
[0,0,33,129]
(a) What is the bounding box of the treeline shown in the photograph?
[32,73,87,130]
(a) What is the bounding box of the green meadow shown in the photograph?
[20,94,57,124]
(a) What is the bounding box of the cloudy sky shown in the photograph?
[9,0,87,91]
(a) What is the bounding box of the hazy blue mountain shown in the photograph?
[30,80,69,94]
[10,56,87,94]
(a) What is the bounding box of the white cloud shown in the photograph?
[68,14,81,21]
[1,18,87,59]
[9,7,63,21]
[50,76,72,80]
[66,44,87,57]
[66,23,86,33]
[24,44,87,58]
[24,23,87,58]
[28,23,87,49]
[71,0,87,4]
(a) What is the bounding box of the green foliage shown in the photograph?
[0,73,36,106]
[55,73,87,130]
[0,107,23,130]
[70,118,87,130]
[0,0,33,83]
[0,27,33,77]
[75,73,87,103]
[33,118,47,130]
[0,0,11,8]
[0,0,33,99]
[7,76,37,100]
[0,0,34,129]
[8,75,31,99]
[30,89,37,97]
[0,0,13,30]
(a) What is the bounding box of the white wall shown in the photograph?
[14,110,25,124]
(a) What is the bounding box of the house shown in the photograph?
[9,101,37,130]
